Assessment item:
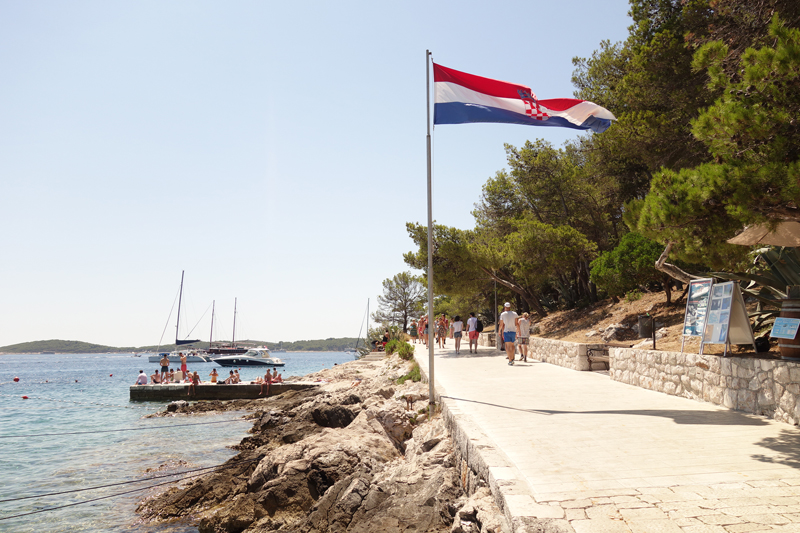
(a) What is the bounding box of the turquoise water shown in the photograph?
[0,352,353,532]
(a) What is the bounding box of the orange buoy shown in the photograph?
[13,377,19,382]
[22,395,28,399]
[109,374,113,377]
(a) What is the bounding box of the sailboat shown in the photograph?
[207,298,250,356]
[148,271,211,363]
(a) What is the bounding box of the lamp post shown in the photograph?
[494,278,499,352]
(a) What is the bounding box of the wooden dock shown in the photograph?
[129,381,320,402]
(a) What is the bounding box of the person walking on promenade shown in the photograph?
[159,354,170,383]
[517,312,531,362]
[452,315,464,354]
[499,302,519,365]
[135,370,148,385]
[436,314,449,348]
[410,320,418,344]
[419,316,428,346]
[466,312,479,354]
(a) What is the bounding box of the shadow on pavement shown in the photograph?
[752,429,800,469]
[441,395,770,426]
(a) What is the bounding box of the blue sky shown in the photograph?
[0,1,633,347]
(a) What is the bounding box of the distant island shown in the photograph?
[0,338,361,354]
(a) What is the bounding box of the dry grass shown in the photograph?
[531,291,779,357]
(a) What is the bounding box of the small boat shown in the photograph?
[213,348,285,367]
[148,351,212,364]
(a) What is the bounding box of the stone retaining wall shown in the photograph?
[610,348,800,425]
[528,337,609,371]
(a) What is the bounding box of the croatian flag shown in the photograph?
[433,63,615,133]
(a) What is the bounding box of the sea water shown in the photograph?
[0,352,353,532]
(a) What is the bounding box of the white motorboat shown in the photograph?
[212,348,284,367]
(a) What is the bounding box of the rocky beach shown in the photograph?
[136,354,504,533]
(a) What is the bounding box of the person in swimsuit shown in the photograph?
[159,354,170,382]
[209,368,218,384]
[179,353,188,376]
[150,369,161,384]
[259,369,273,396]
[187,371,200,396]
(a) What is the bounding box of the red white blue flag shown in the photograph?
[433,63,615,133]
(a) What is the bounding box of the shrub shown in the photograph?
[396,362,421,385]
[590,232,664,297]
[625,289,642,302]
[397,341,414,360]
[385,339,400,355]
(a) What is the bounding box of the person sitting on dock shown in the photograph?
[187,371,200,396]
[224,370,235,384]
[174,369,183,383]
[272,372,283,383]
[209,369,218,384]
[134,370,148,385]
[233,370,241,384]
[150,369,161,384]
[259,369,273,396]
[168,369,175,383]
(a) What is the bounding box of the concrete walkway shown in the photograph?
[414,342,800,533]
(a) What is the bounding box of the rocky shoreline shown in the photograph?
[136,354,504,533]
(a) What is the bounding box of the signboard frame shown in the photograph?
[699,281,756,356]
[681,278,713,354]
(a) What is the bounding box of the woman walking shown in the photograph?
[410,320,418,344]
[436,314,449,349]
[452,315,464,354]
[517,312,531,362]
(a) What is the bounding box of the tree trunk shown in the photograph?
[654,242,698,284]
[482,267,547,318]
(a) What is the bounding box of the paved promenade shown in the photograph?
[414,343,800,533]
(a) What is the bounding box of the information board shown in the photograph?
[700,281,756,354]
[771,317,800,340]
[682,278,713,337]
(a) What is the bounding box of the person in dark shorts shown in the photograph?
[159,354,170,382]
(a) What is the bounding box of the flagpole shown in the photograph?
[426,49,435,418]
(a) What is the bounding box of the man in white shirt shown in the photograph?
[466,312,479,354]
[498,302,519,365]
[134,370,148,385]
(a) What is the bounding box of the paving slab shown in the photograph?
[415,343,800,532]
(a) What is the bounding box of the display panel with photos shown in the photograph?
[682,279,713,337]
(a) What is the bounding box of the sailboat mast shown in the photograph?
[176,270,185,344]
[209,300,215,345]
[232,298,237,345]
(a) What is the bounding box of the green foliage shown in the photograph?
[396,362,421,385]
[634,15,800,266]
[384,339,400,355]
[372,272,426,332]
[625,289,643,302]
[712,247,800,310]
[590,232,664,297]
[397,341,414,361]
